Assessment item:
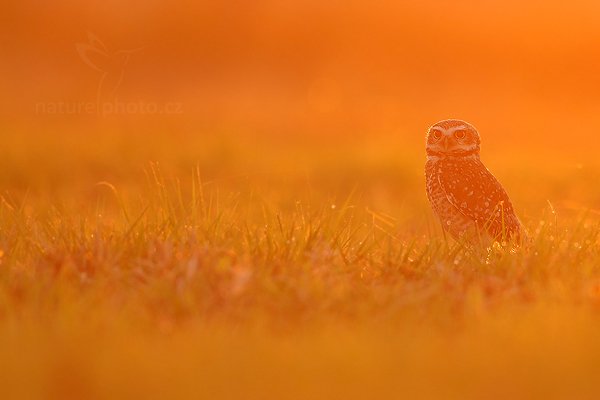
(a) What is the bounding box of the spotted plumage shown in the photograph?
[425,119,521,243]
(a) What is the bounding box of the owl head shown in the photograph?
[426,119,481,157]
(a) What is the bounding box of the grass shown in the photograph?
[1,130,600,399]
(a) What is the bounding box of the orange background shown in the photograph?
[3,1,600,157]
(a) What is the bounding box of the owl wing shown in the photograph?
[437,158,520,240]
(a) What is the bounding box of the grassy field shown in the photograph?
[2,129,600,399]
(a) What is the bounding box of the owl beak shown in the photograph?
[441,136,450,151]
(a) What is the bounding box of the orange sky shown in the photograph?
[3,0,600,154]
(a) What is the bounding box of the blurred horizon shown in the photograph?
[3,0,600,158]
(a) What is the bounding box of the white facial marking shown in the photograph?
[447,125,467,135]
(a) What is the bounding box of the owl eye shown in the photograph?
[431,130,442,140]
[454,130,466,140]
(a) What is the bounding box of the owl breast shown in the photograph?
[425,159,480,240]
[425,157,521,243]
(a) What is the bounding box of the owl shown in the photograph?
[425,119,521,244]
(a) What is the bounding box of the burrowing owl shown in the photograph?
[425,119,521,243]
